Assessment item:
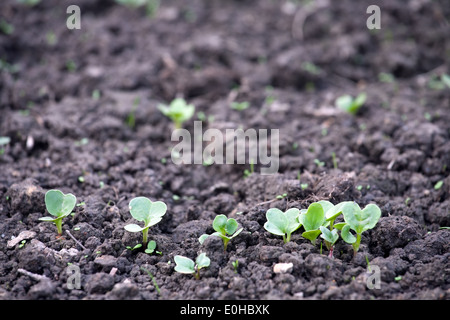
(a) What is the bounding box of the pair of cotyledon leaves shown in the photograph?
[264,200,381,243]
[174,253,210,275]
[124,197,167,233]
[198,214,243,248]
[40,189,77,222]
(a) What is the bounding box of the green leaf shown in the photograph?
[343,202,381,234]
[299,202,325,231]
[145,240,156,253]
[38,216,57,222]
[124,224,145,233]
[230,227,243,239]
[319,226,338,244]
[198,234,209,244]
[317,200,334,216]
[325,201,352,221]
[302,229,322,243]
[441,74,450,88]
[129,197,152,222]
[265,208,287,235]
[225,218,238,235]
[333,222,347,230]
[264,207,300,240]
[212,214,228,235]
[341,224,357,244]
[128,197,167,227]
[45,189,77,218]
[174,255,195,274]
[195,253,211,269]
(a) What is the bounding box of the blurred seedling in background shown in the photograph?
[124,197,167,245]
[0,136,11,155]
[335,92,367,115]
[199,214,243,251]
[40,190,77,236]
[264,207,301,243]
[230,101,250,111]
[174,253,210,280]
[158,98,195,129]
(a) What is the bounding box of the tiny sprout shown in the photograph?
[335,92,367,115]
[230,101,250,111]
[39,189,77,236]
[174,253,210,280]
[434,180,443,190]
[0,136,11,155]
[126,243,142,251]
[319,226,338,258]
[232,260,239,273]
[340,202,381,257]
[158,98,195,129]
[124,197,167,245]
[199,214,243,251]
[145,240,161,255]
[264,207,301,243]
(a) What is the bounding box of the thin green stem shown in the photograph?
[55,218,63,236]
[142,227,149,246]
[352,233,362,257]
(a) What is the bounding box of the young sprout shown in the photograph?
[319,226,339,258]
[340,202,381,257]
[231,260,239,273]
[264,207,301,243]
[335,92,367,115]
[145,240,161,255]
[174,253,210,280]
[230,101,250,111]
[199,214,243,251]
[124,197,167,245]
[39,189,77,236]
[0,136,10,155]
[158,98,195,129]
[298,202,327,245]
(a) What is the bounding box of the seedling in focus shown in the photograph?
[199,214,243,251]
[40,189,77,236]
[124,197,167,245]
[340,202,381,257]
[174,253,210,280]
[264,207,301,243]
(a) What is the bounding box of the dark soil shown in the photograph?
[0,0,449,300]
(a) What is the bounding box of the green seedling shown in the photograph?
[230,101,250,111]
[232,260,239,273]
[145,240,161,255]
[158,98,195,129]
[126,243,142,251]
[199,214,243,251]
[298,202,328,244]
[264,207,301,243]
[319,226,339,258]
[39,189,77,236]
[174,253,210,280]
[442,74,450,88]
[243,160,254,178]
[335,92,367,115]
[0,136,11,155]
[124,197,167,245]
[340,202,381,257]
[324,200,352,230]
